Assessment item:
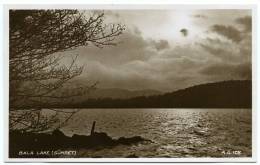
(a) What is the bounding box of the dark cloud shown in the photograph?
[199,36,251,79]
[76,28,173,67]
[199,62,251,80]
[199,38,241,62]
[200,14,251,62]
[150,39,170,51]
[76,29,153,66]
[180,28,188,37]
[200,43,226,58]
[236,15,252,32]
[198,17,252,83]
[211,25,242,43]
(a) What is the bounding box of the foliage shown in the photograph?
[9,10,125,132]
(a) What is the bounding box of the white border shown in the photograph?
[0,3,4,165]
[3,4,258,163]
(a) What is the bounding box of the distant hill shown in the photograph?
[84,88,162,99]
[73,80,251,108]
[18,80,251,108]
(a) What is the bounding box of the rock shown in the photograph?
[52,129,65,137]
[9,130,150,158]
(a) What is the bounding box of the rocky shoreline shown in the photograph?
[9,128,150,158]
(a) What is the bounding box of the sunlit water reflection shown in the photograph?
[59,108,251,158]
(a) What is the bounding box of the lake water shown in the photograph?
[60,108,252,158]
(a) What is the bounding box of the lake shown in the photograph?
[59,108,252,158]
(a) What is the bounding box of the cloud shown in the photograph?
[70,11,252,92]
[75,40,211,91]
[199,62,251,80]
[76,29,153,66]
[198,37,242,62]
[79,60,166,91]
[76,27,173,67]
[211,25,242,43]
[150,39,170,51]
[78,24,251,91]
[198,16,252,82]
[200,15,251,63]
[80,55,207,91]
[236,15,252,32]
[180,28,188,37]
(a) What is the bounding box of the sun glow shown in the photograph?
[168,10,202,44]
[174,11,194,30]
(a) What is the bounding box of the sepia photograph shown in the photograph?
[6,5,254,161]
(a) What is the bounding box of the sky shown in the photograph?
[68,9,252,92]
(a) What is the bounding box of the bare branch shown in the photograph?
[9,9,125,133]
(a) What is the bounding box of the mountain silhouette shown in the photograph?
[74,80,251,108]
[84,88,162,99]
[17,80,251,108]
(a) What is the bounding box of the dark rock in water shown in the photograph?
[92,132,114,145]
[9,129,149,158]
[71,132,114,147]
